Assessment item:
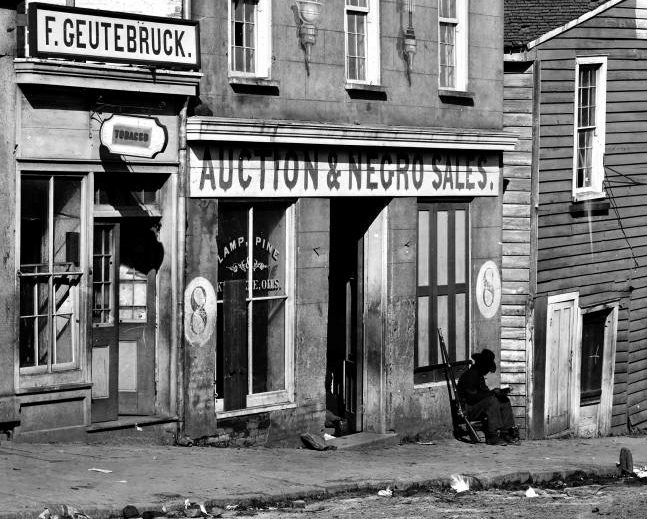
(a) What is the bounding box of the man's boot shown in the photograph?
[485,431,507,446]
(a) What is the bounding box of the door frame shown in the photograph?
[545,292,580,437]
[576,301,618,436]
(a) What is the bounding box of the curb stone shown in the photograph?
[0,466,625,519]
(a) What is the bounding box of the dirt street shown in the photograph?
[224,480,647,519]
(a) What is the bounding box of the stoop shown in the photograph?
[325,432,399,450]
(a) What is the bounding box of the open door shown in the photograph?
[117,220,160,415]
[544,293,580,437]
[91,223,120,422]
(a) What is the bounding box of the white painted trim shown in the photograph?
[216,401,297,419]
[527,0,624,50]
[572,56,607,201]
[437,0,468,91]
[187,117,518,151]
[344,0,380,85]
[228,0,272,79]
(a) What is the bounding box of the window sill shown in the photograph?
[569,198,610,217]
[572,191,606,202]
[215,401,296,419]
[229,76,280,95]
[345,82,388,101]
[439,89,475,106]
[17,381,92,395]
[414,381,446,390]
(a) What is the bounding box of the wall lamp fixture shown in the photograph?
[296,0,323,76]
[404,0,417,84]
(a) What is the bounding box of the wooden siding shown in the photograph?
[533,0,647,433]
[502,62,536,434]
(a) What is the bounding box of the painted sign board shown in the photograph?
[184,277,217,347]
[100,115,168,158]
[189,145,500,198]
[28,3,200,69]
[476,260,501,319]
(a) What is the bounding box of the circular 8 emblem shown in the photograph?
[184,277,217,346]
[476,260,501,319]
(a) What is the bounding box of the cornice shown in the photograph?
[187,117,517,151]
[14,59,202,96]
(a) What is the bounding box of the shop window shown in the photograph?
[345,0,380,84]
[216,202,294,412]
[415,202,469,385]
[438,0,468,91]
[19,175,84,372]
[229,0,272,78]
[573,57,607,201]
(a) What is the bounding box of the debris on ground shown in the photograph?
[525,486,538,498]
[291,500,306,508]
[323,433,336,440]
[377,487,393,497]
[176,435,194,447]
[37,505,92,518]
[619,447,634,475]
[300,432,337,451]
[417,441,436,445]
[450,474,470,493]
[122,505,140,518]
[88,468,112,473]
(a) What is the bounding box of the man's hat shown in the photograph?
[471,348,496,373]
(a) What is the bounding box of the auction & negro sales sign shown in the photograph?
[28,3,199,69]
[189,145,500,197]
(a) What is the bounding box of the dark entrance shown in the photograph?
[327,198,384,434]
[91,218,162,422]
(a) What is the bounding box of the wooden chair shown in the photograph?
[437,329,485,443]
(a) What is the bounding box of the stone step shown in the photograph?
[325,432,399,450]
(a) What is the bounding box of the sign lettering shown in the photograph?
[189,145,500,197]
[100,115,168,158]
[29,3,200,69]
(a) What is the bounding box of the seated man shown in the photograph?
[457,348,519,445]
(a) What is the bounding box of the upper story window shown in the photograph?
[438,0,468,91]
[345,0,380,85]
[573,56,607,201]
[229,0,272,78]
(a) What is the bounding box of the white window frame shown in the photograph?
[438,0,468,92]
[228,0,272,79]
[215,203,296,414]
[344,0,381,85]
[572,56,607,201]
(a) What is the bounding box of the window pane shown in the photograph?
[439,0,456,19]
[437,294,448,364]
[53,275,78,365]
[417,210,429,286]
[417,296,429,368]
[20,177,49,270]
[231,0,256,73]
[436,211,448,285]
[440,24,456,89]
[217,205,249,293]
[53,178,82,272]
[19,277,50,368]
[455,293,467,362]
[252,298,286,394]
[253,205,286,298]
[455,210,466,284]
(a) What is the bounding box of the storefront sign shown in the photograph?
[189,145,500,197]
[476,261,501,319]
[184,277,217,346]
[100,115,168,158]
[28,3,199,69]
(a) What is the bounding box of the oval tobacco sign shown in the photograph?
[100,114,168,158]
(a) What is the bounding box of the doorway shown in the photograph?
[326,199,384,434]
[91,218,162,422]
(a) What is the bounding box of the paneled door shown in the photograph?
[91,223,120,422]
[545,293,580,437]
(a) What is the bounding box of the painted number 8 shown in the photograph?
[190,286,208,335]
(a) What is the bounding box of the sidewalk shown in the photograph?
[1,435,645,518]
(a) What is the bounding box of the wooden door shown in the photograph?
[343,238,364,432]
[91,223,120,423]
[117,221,159,415]
[545,294,579,437]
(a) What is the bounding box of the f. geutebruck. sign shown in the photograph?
[189,145,500,197]
[28,3,199,69]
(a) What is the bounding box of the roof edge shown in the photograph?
[526,0,625,50]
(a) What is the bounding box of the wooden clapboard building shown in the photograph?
[503,0,647,438]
